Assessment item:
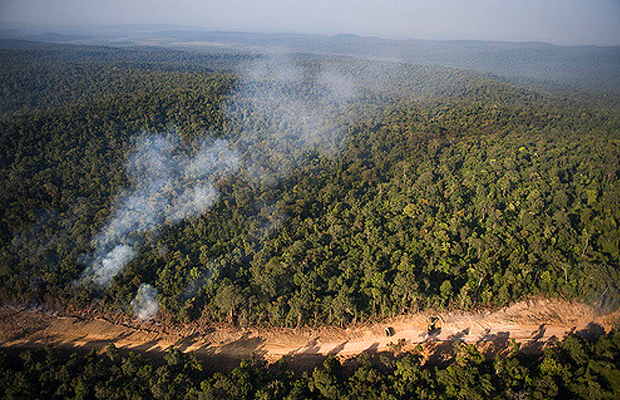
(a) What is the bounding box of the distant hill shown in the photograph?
[166,31,620,93]
[4,27,615,93]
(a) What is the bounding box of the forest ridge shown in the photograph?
[0,40,618,328]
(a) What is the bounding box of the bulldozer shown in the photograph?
[426,315,444,336]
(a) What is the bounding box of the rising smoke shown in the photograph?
[79,136,239,287]
[79,53,360,317]
[229,54,358,182]
[132,283,159,320]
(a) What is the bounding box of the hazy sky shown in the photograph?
[1,0,619,46]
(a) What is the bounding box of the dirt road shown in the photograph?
[1,298,617,364]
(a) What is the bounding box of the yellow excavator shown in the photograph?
[426,315,444,336]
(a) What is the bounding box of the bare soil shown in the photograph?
[1,298,618,366]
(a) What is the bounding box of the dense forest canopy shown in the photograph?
[4,28,620,92]
[0,41,619,329]
[1,37,620,400]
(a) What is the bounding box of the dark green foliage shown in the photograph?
[0,40,250,117]
[2,330,620,399]
[0,42,619,326]
[0,61,234,305]
[149,86,620,326]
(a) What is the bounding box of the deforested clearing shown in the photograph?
[2,298,617,366]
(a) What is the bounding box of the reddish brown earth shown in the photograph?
[1,298,618,366]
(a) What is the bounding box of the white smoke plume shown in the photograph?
[91,244,136,287]
[79,135,239,287]
[229,54,359,182]
[81,54,362,292]
[132,283,159,320]
[179,55,361,296]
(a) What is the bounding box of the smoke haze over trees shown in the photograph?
[79,135,239,288]
[0,0,619,394]
[0,41,618,326]
[0,26,619,398]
